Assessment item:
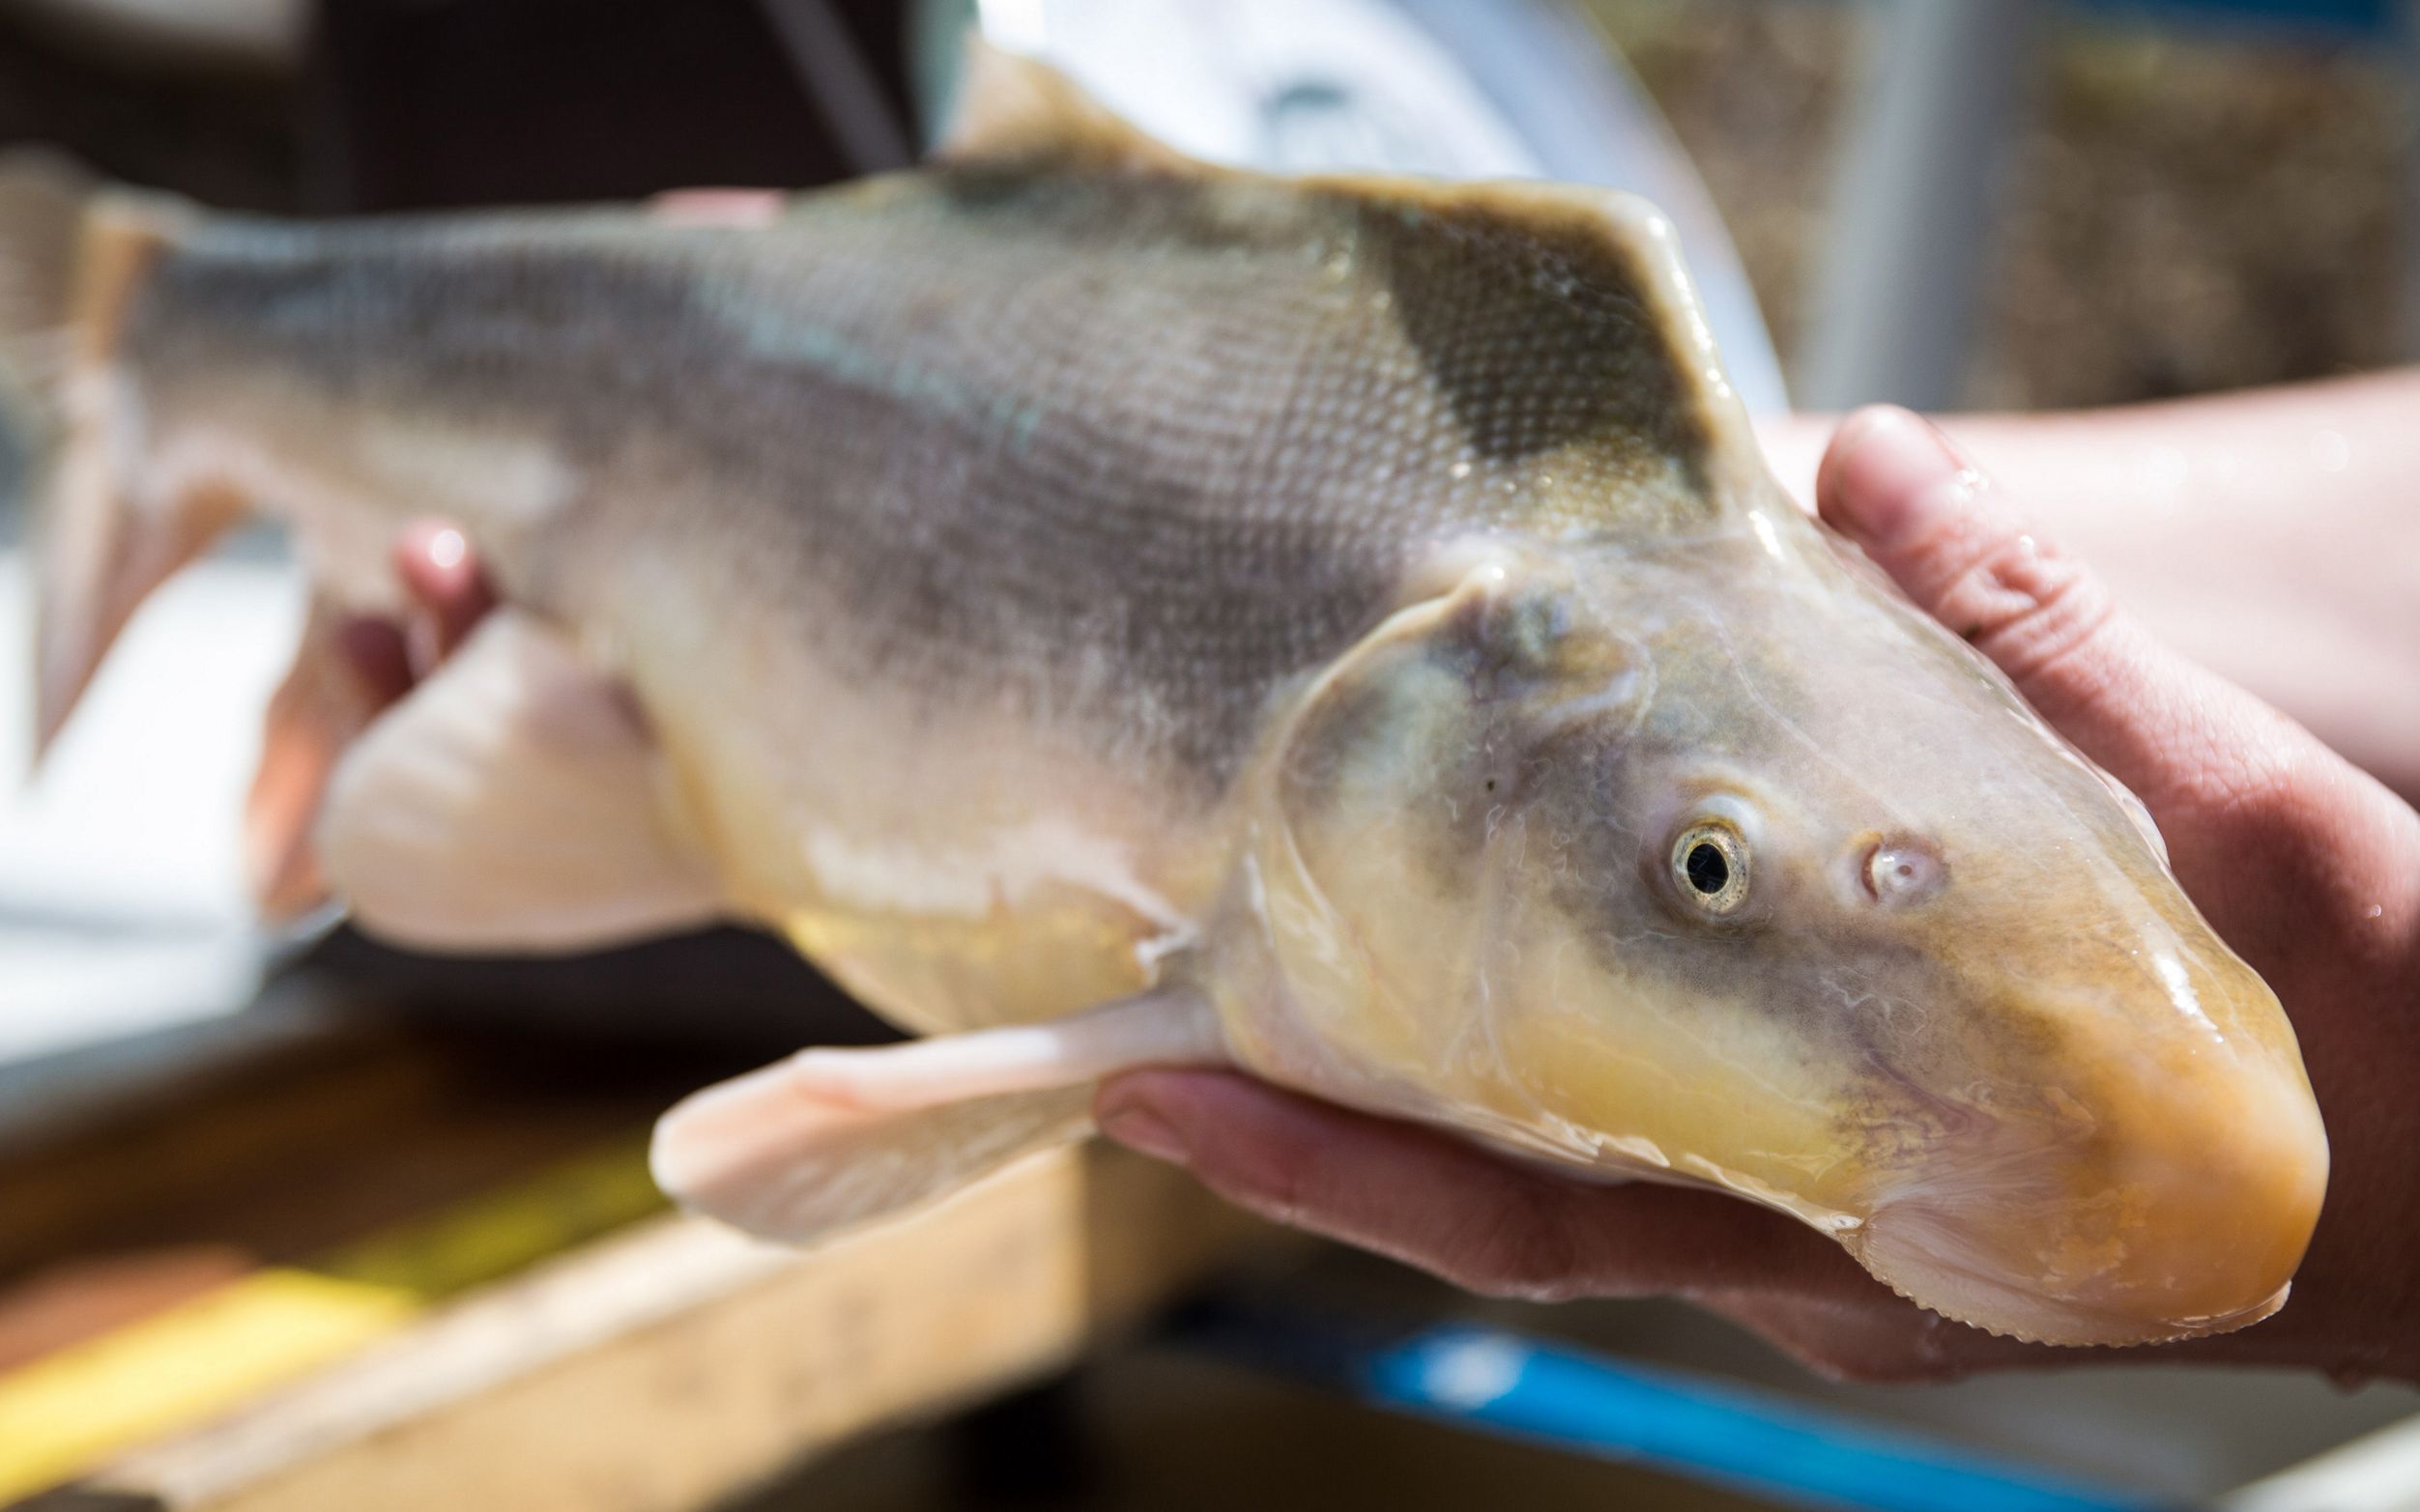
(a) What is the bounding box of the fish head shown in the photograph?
[1246,512,2325,1346]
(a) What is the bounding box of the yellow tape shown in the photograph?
[0,1136,664,1501]
[0,1270,414,1500]
[320,1137,665,1299]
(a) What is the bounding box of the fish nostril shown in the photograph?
[1861,837,1946,907]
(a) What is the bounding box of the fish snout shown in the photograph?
[1855,963,2327,1347]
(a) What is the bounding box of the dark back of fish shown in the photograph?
[127,164,1726,785]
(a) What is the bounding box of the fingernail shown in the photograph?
[1097,1097,1191,1165]
[1827,408,1977,550]
[424,526,468,573]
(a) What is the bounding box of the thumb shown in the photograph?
[1817,409,2420,971]
[1813,406,2289,825]
[391,520,496,676]
[1817,407,2123,724]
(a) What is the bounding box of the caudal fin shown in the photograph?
[0,151,230,763]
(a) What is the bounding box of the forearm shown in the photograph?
[1759,372,2420,798]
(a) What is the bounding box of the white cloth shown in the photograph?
[0,549,302,1059]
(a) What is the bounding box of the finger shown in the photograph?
[1097,1077,2061,1382]
[1095,1069,1853,1301]
[1817,410,2314,823]
[391,521,497,675]
[648,188,785,227]
[333,617,413,707]
[1819,407,2133,738]
[1097,1068,1579,1295]
[1706,1288,2050,1384]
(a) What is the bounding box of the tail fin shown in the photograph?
[0,151,233,762]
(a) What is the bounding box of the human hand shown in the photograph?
[344,521,498,699]
[1759,377,2420,802]
[245,520,497,916]
[1097,406,2420,1383]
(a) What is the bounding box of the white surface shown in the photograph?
[936,0,1790,415]
[2224,1411,2420,1510]
[0,546,302,1060]
[982,0,1542,179]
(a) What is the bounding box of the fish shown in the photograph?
[1,44,2325,1348]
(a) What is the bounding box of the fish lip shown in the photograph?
[1853,1201,2299,1347]
[1847,1071,2324,1348]
[1831,984,2327,1347]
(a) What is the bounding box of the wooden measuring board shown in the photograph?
[0,1006,1266,1510]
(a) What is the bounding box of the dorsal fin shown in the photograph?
[1270,172,1759,513]
[935,38,1197,176]
[927,39,1757,511]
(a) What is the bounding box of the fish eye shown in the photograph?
[1670,821,1750,916]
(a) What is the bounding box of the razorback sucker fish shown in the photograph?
[3,46,2324,1347]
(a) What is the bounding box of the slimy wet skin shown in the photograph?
[1226,518,2325,1346]
[9,43,2324,1347]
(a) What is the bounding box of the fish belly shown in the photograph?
[621,601,1223,1035]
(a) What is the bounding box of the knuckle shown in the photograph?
[1937,532,2117,689]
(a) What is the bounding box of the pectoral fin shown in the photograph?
[651,986,1224,1243]
[315,608,724,953]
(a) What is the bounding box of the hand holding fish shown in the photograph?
[4,47,2350,1361]
[1757,374,2420,805]
[1096,407,2420,1384]
[331,522,497,697]
[360,407,2417,1383]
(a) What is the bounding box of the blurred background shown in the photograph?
[2,2,2417,1509]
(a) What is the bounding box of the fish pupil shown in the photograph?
[1685,842,1730,896]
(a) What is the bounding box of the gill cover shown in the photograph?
[1230,518,2325,1347]
[1229,544,1862,1217]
